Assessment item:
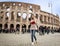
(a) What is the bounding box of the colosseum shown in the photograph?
[0,2,59,33]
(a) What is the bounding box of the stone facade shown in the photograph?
[0,2,59,32]
[59,18,60,27]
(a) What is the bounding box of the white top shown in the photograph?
[30,24,37,30]
[30,19,37,30]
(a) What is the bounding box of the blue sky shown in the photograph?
[0,0,60,16]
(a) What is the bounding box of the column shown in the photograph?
[3,11,5,23]
[14,11,17,30]
[8,24,10,29]
[20,24,22,33]
[42,15,44,23]
[2,24,4,29]
[50,17,51,24]
[46,16,48,23]
[26,13,29,32]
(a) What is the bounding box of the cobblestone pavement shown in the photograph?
[0,32,60,46]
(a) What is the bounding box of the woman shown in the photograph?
[30,17,37,45]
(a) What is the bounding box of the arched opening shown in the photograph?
[11,11,14,20]
[4,24,8,33]
[22,13,27,20]
[16,24,20,32]
[28,13,33,21]
[10,24,14,28]
[44,16,46,23]
[6,12,10,17]
[29,5,33,13]
[35,14,38,19]
[22,24,26,33]
[0,24,2,29]
[28,14,31,18]
[0,24,2,33]
[4,24,8,29]
[40,15,43,23]
[6,6,10,11]
[17,12,21,22]
[10,24,15,33]
[5,12,10,21]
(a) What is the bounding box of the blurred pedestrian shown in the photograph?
[30,17,37,45]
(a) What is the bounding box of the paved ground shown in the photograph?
[0,32,60,46]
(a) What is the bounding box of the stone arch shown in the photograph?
[16,24,20,31]
[28,13,33,21]
[4,24,8,29]
[0,24,2,33]
[17,12,21,22]
[10,24,14,33]
[22,24,26,33]
[0,24,2,29]
[10,24,14,28]
[35,14,38,19]
[29,5,33,13]
[40,15,43,22]
[22,13,27,20]
[11,11,14,20]
[16,24,20,28]
[6,12,10,17]
[5,12,9,20]
[17,12,21,17]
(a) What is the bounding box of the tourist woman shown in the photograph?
[30,17,37,45]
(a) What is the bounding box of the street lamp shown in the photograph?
[48,0,53,29]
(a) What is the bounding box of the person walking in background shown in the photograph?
[51,27,54,34]
[39,26,43,35]
[30,17,37,45]
[46,27,50,34]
